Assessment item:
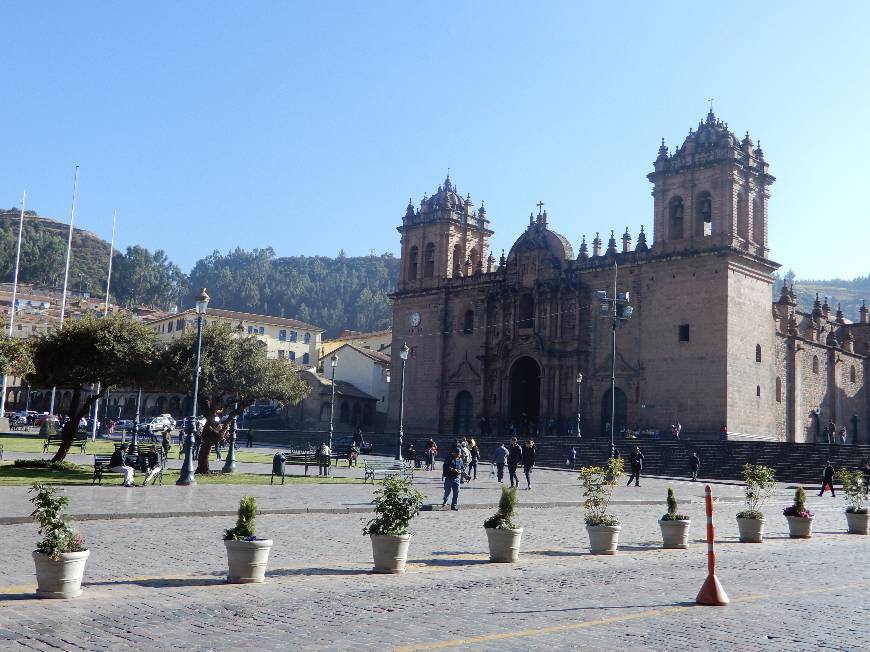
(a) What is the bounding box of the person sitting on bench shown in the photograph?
[143,445,161,486]
[109,443,136,487]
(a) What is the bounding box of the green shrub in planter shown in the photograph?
[363,475,425,536]
[836,469,869,514]
[736,463,776,520]
[579,457,624,526]
[484,486,519,530]
[661,488,689,521]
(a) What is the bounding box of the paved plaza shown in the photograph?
[1,463,868,651]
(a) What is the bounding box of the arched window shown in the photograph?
[776,377,782,403]
[452,244,462,277]
[339,401,350,424]
[669,196,684,239]
[518,294,535,329]
[408,246,419,280]
[755,344,762,363]
[462,309,474,335]
[812,355,819,374]
[697,191,712,237]
[469,247,480,273]
[752,197,764,244]
[756,385,761,397]
[424,243,436,278]
[851,365,857,383]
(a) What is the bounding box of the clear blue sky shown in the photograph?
[1,2,868,280]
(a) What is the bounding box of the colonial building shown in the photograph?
[145,307,323,366]
[386,111,869,443]
[321,328,392,358]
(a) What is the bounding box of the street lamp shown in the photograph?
[222,398,239,474]
[328,354,338,455]
[177,287,209,486]
[576,372,583,437]
[597,262,633,457]
[396,342,410,461]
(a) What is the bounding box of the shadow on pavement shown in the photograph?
[87,577,225,589]
[528,549,585,558]
[408,558,490,567]
[267,567,371,577]
[491,601,697,615]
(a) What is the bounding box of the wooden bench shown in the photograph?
[363,459,413,484]
[270,452,322,484]
[43,433,88,454]
[93,446,165,486]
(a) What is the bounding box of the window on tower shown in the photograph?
[424,243,436,278]
[678,324,690,342]
[697,191,713,237]
[669,196,684,239]
[408,246,419,280]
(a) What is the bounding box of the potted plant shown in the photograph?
[836,468,869,534]
[223,495,273,583]
[29,483,89,599]
[782,486,814,538]
[363,475,424,573]
[736,463,776,542]
[484,486,522,562]
[579,457,624,555]
[659,488,691,548]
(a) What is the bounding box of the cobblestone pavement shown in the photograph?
[1,476,866,651]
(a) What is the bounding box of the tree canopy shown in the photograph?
[161,322,309,472]
[27,313,159,461]
[0,336,34,378]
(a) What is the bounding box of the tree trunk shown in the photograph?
[51,388,103,463]
[195,424,226,474]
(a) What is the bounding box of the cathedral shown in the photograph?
[386,111,868,443]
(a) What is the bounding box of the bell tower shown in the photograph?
[397,174,493,289]
[648,110,775,259]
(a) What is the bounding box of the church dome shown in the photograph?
[508,213,574,261]
[681,110,740,151]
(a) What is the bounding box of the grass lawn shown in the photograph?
[0,462,365,486]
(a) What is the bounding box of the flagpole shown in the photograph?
[49,165,79,417]
[91,209,116,441]
[1,190,27,419]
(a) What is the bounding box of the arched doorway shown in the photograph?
[509,357,540,431]
[601,387,627,436]
[453,391,473,434]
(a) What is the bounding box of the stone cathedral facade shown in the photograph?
[386,111,869,443]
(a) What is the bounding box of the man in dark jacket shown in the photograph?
[507,437,523,488]
[690,452,701,481]
[442,448,463,510]
[109,443,135,487]
[627,446,644,487]
[819,461,836,497]
[522,439,537,490]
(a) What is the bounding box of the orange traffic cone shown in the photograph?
[696,484,729,606]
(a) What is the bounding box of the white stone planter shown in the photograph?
[659,519,691,549]
[736,517,765,543]
[485,527,523,563]
[370,534,411,574]
[32,549,90,599]
[586,524,620,555]
[846,511,869,535]
[224,539,273,584]
[786,515,814,539]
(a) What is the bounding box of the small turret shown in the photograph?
[860,300,868,324]
[844,329,855,353]
[405,198,415,219]
[657,138,668,160]
[592,232,602,257]
[578,235,589,261]
[486,253,494,273]
[806,319,817,341]
[635,225,649,252]
[812,293,822,320]
[499,249,506,269]
[621,227,632,253]
[836,303,845,324]
[822,296,831,320]
[606,230,617,256]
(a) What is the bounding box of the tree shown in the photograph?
[161,323,309,473]
[111,245,188,309]
[26,314,159,462]
[0,335,34,379]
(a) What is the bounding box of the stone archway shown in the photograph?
[509,357,540,431]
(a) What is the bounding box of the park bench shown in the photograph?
[363,459,413,484]
[43,433,88,454]
[270,452,322,484]
[92,446,164,486]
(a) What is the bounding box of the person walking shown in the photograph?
[246,426,254,448]
[507,437,523,488]
[689,452,700,481]
[627,446,644,487]
[468,440,481,481]
[161,426,172,459]
[819,460,836,497]
[522,438,536,490]
[568,446,578,470]
[442,448,463,511]
[839,427,847,445]
[109,443,136,487]
[492,443,508,483]
[459,440,472,483]
[317,442,331,477]
[425,438,437,471]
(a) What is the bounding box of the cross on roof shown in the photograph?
[536,200,545,216]
[708,97,714,112]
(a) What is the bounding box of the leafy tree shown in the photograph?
[112,245,188,309]
[0,336,34,378]
[161,323,309,473]
[26,314,159,462]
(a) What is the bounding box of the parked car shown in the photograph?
[333,435,373,455]
[114,419,135,433]
[178,416,207,432]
